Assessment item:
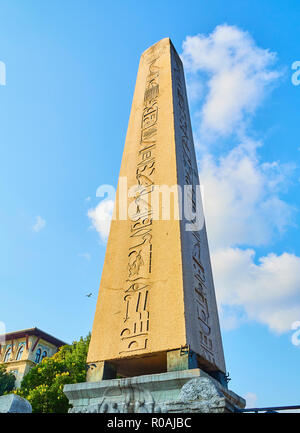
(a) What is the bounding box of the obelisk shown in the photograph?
[86,37,226,383]
[64,38,245,413]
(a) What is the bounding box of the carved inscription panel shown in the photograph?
[172,52,216,366]
[119,56,160,354]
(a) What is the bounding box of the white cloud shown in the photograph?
[180,25,300,334]
[244,392,258,408]
[32,215,46,232]
[182,24,281,139]
[213,248,300,333]
[200,139,295,250]
[87,199,114,243]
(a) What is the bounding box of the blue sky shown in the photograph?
[0,0,300,408]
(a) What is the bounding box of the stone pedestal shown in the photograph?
[64,368,245,413]
[65,38,246,416]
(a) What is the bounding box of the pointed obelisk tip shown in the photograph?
[141,37,178,57]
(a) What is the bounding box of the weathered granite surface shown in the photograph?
[64,368,245,413]
[0,394,32,413]
[87,37,227,378]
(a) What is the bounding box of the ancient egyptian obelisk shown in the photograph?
[87,37,226,382]
[64,38,245,413]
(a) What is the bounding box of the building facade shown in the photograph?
[0,328,66,388]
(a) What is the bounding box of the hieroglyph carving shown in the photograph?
[119,55,160,354]
[172,51,215,366]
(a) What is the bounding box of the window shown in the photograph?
[41,351,47,361]
[16,345,24,361]
[34,348,41,363]
[4,347,11,362]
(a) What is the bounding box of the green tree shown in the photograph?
[15,333,90,413]
[0,364,15,395]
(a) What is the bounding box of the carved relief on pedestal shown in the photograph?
[69,384,167,413]
[67,375,244,413]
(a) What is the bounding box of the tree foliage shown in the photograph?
[0,364,15,396]
[15,334,90,413]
